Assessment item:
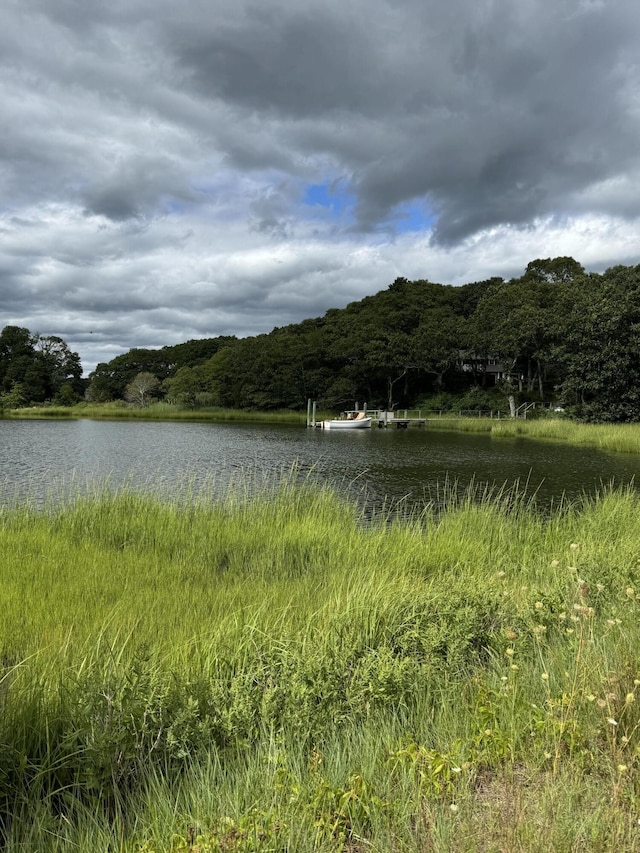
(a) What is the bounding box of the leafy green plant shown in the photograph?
[389,742,466,799]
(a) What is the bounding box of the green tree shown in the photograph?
[53,383,77,406]
[0,381,24,410]
[412,306,465,392]
[552,266,640,420]
[88,349,168,401]
[0,326,35,394]
[469,266,568,399]
[36,335,83,398]
[162,366,201,408]
[87,338,238,401]
[0,326,83,404]
[523,256,585,284]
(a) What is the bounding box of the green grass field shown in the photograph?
[3,478,640,850]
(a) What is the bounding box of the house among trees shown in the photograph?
[459,354,525,387]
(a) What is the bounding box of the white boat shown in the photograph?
[322,412,372,430]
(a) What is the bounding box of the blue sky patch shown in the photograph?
[386,200,436,234]
[304,182,435,235]
[303,181,355,220]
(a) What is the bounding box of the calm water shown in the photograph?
[1,418,639,512]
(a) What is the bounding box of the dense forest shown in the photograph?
[3,256,640,421]
[0,326,83,408]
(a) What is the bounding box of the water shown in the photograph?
[1,418,640,512]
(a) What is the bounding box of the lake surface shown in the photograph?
[1,418,640,513]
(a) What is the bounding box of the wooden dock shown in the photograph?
[306,401,429,428]
[306,401,482,429]
[370,410,426,428]
[307,400,514,428]
[377,416,426,429]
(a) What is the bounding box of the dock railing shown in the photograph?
[307,400,555,428]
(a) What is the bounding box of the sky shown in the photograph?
[2,0,640,374]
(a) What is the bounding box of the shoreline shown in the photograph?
[7,404,640,455]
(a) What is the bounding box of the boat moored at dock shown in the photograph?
[322,412,372,429]
[307,400,426,429]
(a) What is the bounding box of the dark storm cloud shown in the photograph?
[164,0,640,240]
[1,0,640,372]
[171,5,391,118]
[5,0,640,239]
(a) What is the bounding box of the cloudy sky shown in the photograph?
[2,0,640,373]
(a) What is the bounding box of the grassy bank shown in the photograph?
[5,401,309,425]
[3,481,640,850]
[10,402,640,458]
[424,414,640,455]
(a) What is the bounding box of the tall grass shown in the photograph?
[3,480,640,849]
[424,415,640,455]
[6,402,310,425]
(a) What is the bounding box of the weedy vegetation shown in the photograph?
[3,476,640,850]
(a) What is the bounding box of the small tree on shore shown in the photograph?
[0,381,25,410]
[124,372,159,407]
[162,366,201,408]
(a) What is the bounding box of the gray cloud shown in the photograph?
[171,4,394,118]
[160,0,640,239]
[81,156,198,221]
[1,0,639,372]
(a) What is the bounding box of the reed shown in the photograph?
[3,479,640,849]
[424,415,640,455]
[6,402,309,425]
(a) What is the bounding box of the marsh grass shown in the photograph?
[424,414,640,456]
[6,402,310,425]
[11,404,640,459]
[4,479,640,849]
[12,402,640,459]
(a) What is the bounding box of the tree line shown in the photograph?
[89,256,640,421]
[0,326,83,408]
[4,256,640,420]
